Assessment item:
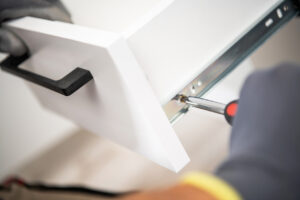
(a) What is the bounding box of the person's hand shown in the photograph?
[120,185,216,200]
[216,63,300,199]
[0,0,71,56]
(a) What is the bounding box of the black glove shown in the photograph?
[216,63,300,200]
[0,0,71,56]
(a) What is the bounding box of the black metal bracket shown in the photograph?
[0,54,93,96]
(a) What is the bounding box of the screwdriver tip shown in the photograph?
[174,95,188,103]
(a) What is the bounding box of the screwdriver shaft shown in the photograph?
[176,95,226,115]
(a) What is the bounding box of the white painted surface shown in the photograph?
[5,17,189,172]
[62,0,163,33]
[64,0,282,104]
[126,0,282,104]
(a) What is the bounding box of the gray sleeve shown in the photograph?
[216,63,300,200]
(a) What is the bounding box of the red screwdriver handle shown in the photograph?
[224,100,238,125]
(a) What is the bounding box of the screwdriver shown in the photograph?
[175,95,238,125]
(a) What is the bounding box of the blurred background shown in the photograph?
[0,0,300,192]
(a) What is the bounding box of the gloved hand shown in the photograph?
[0,0,71,56]
[216,63,300,200]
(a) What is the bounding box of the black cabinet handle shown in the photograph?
[0,54,93,96]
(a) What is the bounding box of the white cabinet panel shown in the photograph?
[5,18,189,172]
